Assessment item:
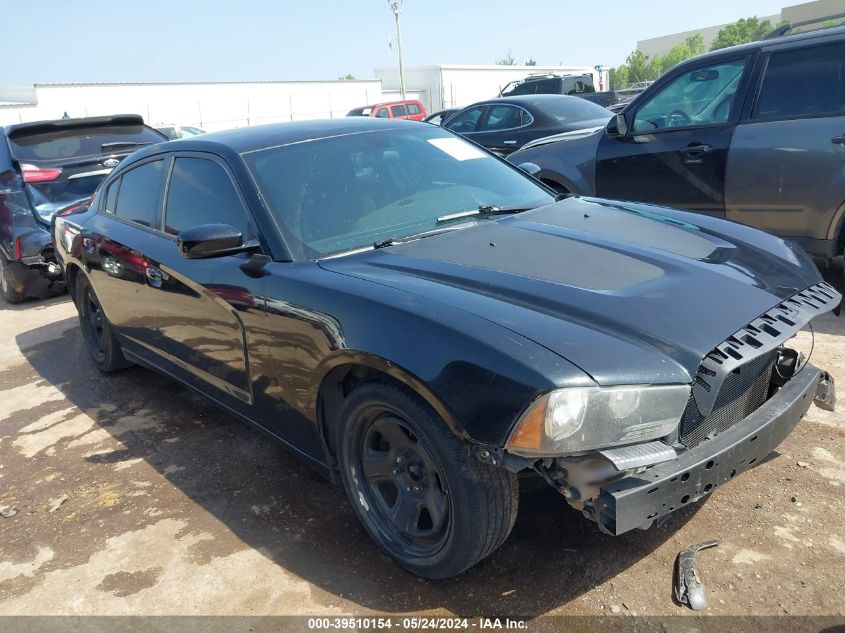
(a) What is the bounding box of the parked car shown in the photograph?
[501,73,624,108]
[423,108,459,126]
[443,95,612,156]
[55,118,839,579]
[156,124,206,140]
[346,100,427,121]
[507,18,845,266]
[0,114,166,303]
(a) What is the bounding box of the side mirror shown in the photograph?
[178,223,251,259]
[607,113,629,138]
[517,162,541,176]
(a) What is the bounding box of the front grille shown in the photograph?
[679,351,777,449]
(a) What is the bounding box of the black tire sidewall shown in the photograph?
[0,251,26,303]
[75,274,127,372]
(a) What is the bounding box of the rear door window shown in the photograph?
[534,79,559,94]
[111,159,165,228]
[479,106,525,131]
[755,42,845,120]
[445,106,486,132]
[390,104,408,117]
[163,157,251,237]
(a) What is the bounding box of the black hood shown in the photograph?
[320,197,825,386]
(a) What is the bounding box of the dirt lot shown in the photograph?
[1,273,844,620]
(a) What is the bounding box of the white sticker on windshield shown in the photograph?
[427,138,486,161]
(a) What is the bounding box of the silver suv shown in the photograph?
[508,16,845,267]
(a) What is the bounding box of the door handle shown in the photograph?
[831,135,845,145]
[680,144,712,155]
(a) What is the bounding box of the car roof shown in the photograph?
[464,94,593,108]
[671,22,845,66]
[355,99,422,108]
[122,117,423,162]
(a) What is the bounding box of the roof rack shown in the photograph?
[766,11,845,38]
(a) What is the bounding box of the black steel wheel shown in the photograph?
[75,274,130,372]
[337,381,519,579]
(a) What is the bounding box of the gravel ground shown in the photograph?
[0,272,843,620]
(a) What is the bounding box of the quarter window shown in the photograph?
[164,157,251,237]
[406,103,421,115]
[633,58,747,133]
[755,42,845,120]
[112,160,165,227]
[104,178,121,213]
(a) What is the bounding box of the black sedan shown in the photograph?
[54,118,839,579]
[443,94,612,155]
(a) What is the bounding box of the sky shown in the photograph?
[1,0,790,84]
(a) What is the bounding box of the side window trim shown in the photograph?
[161,151,257,242]
[630,54,752,135]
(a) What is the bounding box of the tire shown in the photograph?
[75,274,130,372]
[336,381,519,579]
[0,252,27,304]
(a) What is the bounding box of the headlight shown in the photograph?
[506,384,690,456]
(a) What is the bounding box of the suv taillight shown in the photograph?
[21,163,62,183]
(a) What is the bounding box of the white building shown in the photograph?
[0,80,419,129]
[0,63,609,128]
[375,64,609,113]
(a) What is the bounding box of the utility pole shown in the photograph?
[388,0,406,100]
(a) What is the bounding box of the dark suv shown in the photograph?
[501,73,622,108]
[0,115,166,303]
[508,19,845,266]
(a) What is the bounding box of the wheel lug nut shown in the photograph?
[392,468,400,475]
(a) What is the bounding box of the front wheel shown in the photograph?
[76,274,130,372]
[337,381,518,579]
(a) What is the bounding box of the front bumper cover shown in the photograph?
[592,364,828,535]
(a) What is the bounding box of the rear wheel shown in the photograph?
[0,252,26,304]
[76,274,130,372]
[337,381,518,579]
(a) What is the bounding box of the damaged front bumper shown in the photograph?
[587,364,831,535]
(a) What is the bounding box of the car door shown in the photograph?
[725,38,845,253]
[142,154,266,406]
[595,55,752,216]
[89,157,165,350]
[390,104,409,119]
[470,104,534,155]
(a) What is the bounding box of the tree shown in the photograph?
[657,34,705,74]
[710,16,773,50]
[525,58,537,66]
[495,50,516,65]
[337,73,356,81]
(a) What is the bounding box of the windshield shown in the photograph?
[540,98,613,123]
[244,126,554,259]
[347,108,372,116]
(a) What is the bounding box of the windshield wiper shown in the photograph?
[436,204,530,224]
[373,226,465,249]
